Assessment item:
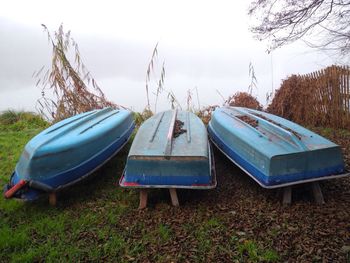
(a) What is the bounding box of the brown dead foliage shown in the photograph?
[173,120,186,138]
[113,128,350,262]
[227,92,262,110]
[196,92,262,125]
[53,127,350,262]
[35,25,120,122]
[268,65,350,129]
[237,115,258,127]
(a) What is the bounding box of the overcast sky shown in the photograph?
[0,0,337,113]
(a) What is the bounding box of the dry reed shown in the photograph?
[35,24,120,122]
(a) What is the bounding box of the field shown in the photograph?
[0,113,349,262]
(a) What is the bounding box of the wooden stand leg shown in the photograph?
[311,182,325,205]
[49,192,57,206]
[169,188,179,207]
[139,189,148,209]
[282,186,292,206]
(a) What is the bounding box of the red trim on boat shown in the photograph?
[121,182,140,186]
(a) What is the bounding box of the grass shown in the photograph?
[5,111,350,262]
[236,240,279,262]
[158,224,172,242]
[0,110,48,132]
[0,111,147,261]
[0,110,283,262]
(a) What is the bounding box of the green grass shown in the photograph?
[0,111,141,261]
[3,111,350,261]
[0,110,281,262]
[158,224,172,242]
[236,240,279,262]
[193,217,226,260]
[0,110,48,132]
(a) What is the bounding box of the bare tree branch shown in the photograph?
[249,0,350,55]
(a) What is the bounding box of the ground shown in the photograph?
[0,123,349,262]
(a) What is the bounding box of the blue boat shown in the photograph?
[5,108,135,200]
[120,110,216,188]
[208,106,348,188]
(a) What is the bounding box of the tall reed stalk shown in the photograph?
[35,24,119,122]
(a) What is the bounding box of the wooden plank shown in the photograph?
[49,192,57,206]
[282,186,292,206]
[139,189,148,209]
[169,188,179,207]
[311,182,325,205]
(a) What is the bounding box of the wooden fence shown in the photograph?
[268,65,350,129]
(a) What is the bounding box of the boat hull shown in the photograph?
[6,108,135,200]
[120,110,216,189]
[208,107,346,188]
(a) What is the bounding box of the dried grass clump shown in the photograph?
[36,24,120,122]
[227,92,262,110]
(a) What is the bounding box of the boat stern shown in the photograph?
[120,155,215,188]
[266,146,345,186]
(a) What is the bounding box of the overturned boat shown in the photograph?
[120,110,216,189]
[208,106,347,188]
[5,108,135,201]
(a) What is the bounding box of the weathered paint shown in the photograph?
[120,110,216,188]
[7,108,135,200]
[208,106,346,188]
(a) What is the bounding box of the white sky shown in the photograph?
[0,0,337,113]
